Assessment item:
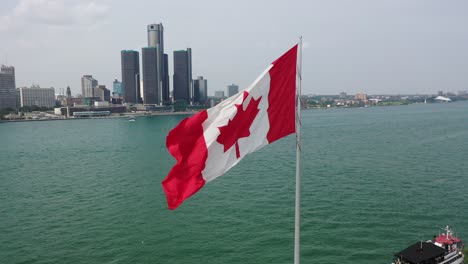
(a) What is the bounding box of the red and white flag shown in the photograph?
[162,45,298,209]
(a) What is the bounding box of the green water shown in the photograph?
[1,103,467,264]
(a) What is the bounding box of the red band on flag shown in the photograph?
[162,110,209,210]
[267,44,297,143]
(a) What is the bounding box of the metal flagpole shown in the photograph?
[294,37,303,264]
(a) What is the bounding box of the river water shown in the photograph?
[1,102,467,264]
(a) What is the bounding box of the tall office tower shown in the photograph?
[0,65,17,109]
[193,76,208,104]
[162,53,170,103]
[121,50,141,104]
[143,23,169,105]
[81,75,98,98]
[227,83,239,97]
[173,48,192,103]
[142,47,158,104]
[147,23,164,51]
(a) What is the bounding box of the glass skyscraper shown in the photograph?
[0,65,17,109]
[193,76,208,105]
[173,48,192,103]
[121,50,141,104]
[143,23,169,105]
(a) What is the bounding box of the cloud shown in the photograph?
[0,0,109,32]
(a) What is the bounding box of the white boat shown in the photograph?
[392,226,464,264]
[128,115,135,122]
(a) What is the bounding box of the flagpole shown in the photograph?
[294,37,303,264]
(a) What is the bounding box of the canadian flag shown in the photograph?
[162,45,298,209]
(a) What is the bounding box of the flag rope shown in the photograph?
[294,36,303,264]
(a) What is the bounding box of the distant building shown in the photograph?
[215,90,225,99]
[339,92,347,99]
[193,76,208,104]
[94,85,110,102]
[121,50,141,104]
[227,84,239,97]
[66,86,72,98]
[438,91,444,96]
[0,65,17,109]
[81,75,98,99]
[142,46,159,104]
[113,79,122,97]
[162,53,170,103]
[355,93,367,101]
[173,48,192,103]
[457,90,467,96]
[144,23,169,105]
[19,85,55,108]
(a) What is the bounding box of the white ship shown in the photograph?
[392,226,464,264]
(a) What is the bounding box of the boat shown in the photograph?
[392,226,464,264]
[128,115,135,122]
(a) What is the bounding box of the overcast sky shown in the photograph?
[1,0,468,96]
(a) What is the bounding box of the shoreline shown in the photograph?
[0,111,195,123]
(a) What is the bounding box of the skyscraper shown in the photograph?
[173,48,192,103]
[0,65,17,109]
[162,53,170,103]
[142,47,159,104]
[193,76,208,104]
[227,84,239,97]
[121,50,141,104]
[143,23,169,105]
[81,75,98,98]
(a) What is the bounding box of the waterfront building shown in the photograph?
[19,85,55,108]
[214,90,225,99]
[173,48,192,104]
[94,85,110,102]
[81,75,98,99]
[355,93,368,101]
[227,84,239,97]
[142,46,159,104]
[121,50,141,104]
[0,65,17,109]
[113,79,122,97]
[193,76,208,104]
[339,92,347,99]
[162,53,170,103]
[144,23,169,105]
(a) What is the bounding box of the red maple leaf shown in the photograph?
[216,92,262,158]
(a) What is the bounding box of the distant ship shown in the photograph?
[392,226,464,264]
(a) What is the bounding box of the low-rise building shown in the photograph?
[19,85,55,108]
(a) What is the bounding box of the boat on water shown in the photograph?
[392,226,464,264]
[128,115,135,122]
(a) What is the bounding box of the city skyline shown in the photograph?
[1,0,468,96]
